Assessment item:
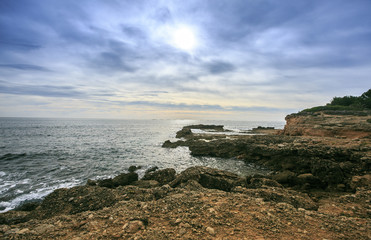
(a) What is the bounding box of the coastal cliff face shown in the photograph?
[282,111,371,138]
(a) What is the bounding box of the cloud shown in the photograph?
[0,82,84,98]
[205,60,236,74]
[0,0,370,119]
[0,64,51,71]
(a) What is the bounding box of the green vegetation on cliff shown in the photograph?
[301,89,371,114]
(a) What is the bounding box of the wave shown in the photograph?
[0,179,82,213]
[0,153,27,161]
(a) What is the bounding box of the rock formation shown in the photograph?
[0,166,369,239]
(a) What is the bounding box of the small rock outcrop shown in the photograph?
[142,168,176,185]
[170,166,244,191]
[175,124,225,138]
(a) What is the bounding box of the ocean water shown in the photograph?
[0,118,284,212]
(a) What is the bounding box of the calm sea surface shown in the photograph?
[0,118,284,212]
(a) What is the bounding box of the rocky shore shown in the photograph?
[1,109,370,239]
[0,165,370,239]
[163,112,370,192]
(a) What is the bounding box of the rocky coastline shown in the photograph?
[1,110,370,239]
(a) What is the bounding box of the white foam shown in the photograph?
[0,178,83,213]
[0,171,6,177]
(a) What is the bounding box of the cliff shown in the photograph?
[282,111,371,138]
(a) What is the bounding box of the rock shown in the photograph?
[297,173,325,189]
[132,180,160,188]
[350,174,371,190]
[272,171,297,185]
[34,224,54,234]
[175,125,225,139]
[142,168,176,185]
[128,165,141,173]
[145,166,159,175]
[31,186,118,219]
[18,228,29,234]
[162,140,186,148]
[206,226,215,235]
[176,128,193,138]
[170,166,244,192]
[98,178,115,188]
[14,201,40,211]
[87,179,97,186]
[123,220,144,233]
[0,210,30,225]
[112,172,138,187]
[247,177,282,189]
[179,179,204,191]
[311,160,344,186]
[236,187,318,210]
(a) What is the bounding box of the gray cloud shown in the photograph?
[0,82,84,98]
[0,0,370,119]
[205,61,236,74]
[0,64,51,71]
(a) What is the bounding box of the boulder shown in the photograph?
[170,166,244,192]
[272,170,297,185]
[112,172,138,187]
[128,165,141,173]
[97,172,138,188]
[350,174,371,190]
[247,177,283,189]
[297,173,325,189]
[142,168,176,185]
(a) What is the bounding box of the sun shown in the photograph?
[171,26,197,51]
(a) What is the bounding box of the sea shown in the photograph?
[0,118,284,212]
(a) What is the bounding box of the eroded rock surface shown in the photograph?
[163,115,371,191]
[0,166,369,240]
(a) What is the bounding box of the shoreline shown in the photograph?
[1,111,370,239]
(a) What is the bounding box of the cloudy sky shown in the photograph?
[0,0,370,120]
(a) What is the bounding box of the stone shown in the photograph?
[206,226,215,235]
[128,165,141,173]
[247,177,282,189]
[98,178,115,188]
[132,180,160,188]
[297,173,325,189]
[350,174,371,190]
[112,172,138,187]
[34,224,54,234]
[145,166,159,175]
[18,228,29,234]
[170,166,243,192]
[86,179,97,186]
[142,168,176,185]
[123,220,144,233]
[272,171,297,185]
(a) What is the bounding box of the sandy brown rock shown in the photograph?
[283,111,371,138]
[0,173,369,240]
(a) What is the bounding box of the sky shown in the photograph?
[0,0,370,121]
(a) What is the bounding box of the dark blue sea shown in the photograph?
[0,118,284,212]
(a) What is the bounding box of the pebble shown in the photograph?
[18,228,29,234]
[206,226,215,235]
